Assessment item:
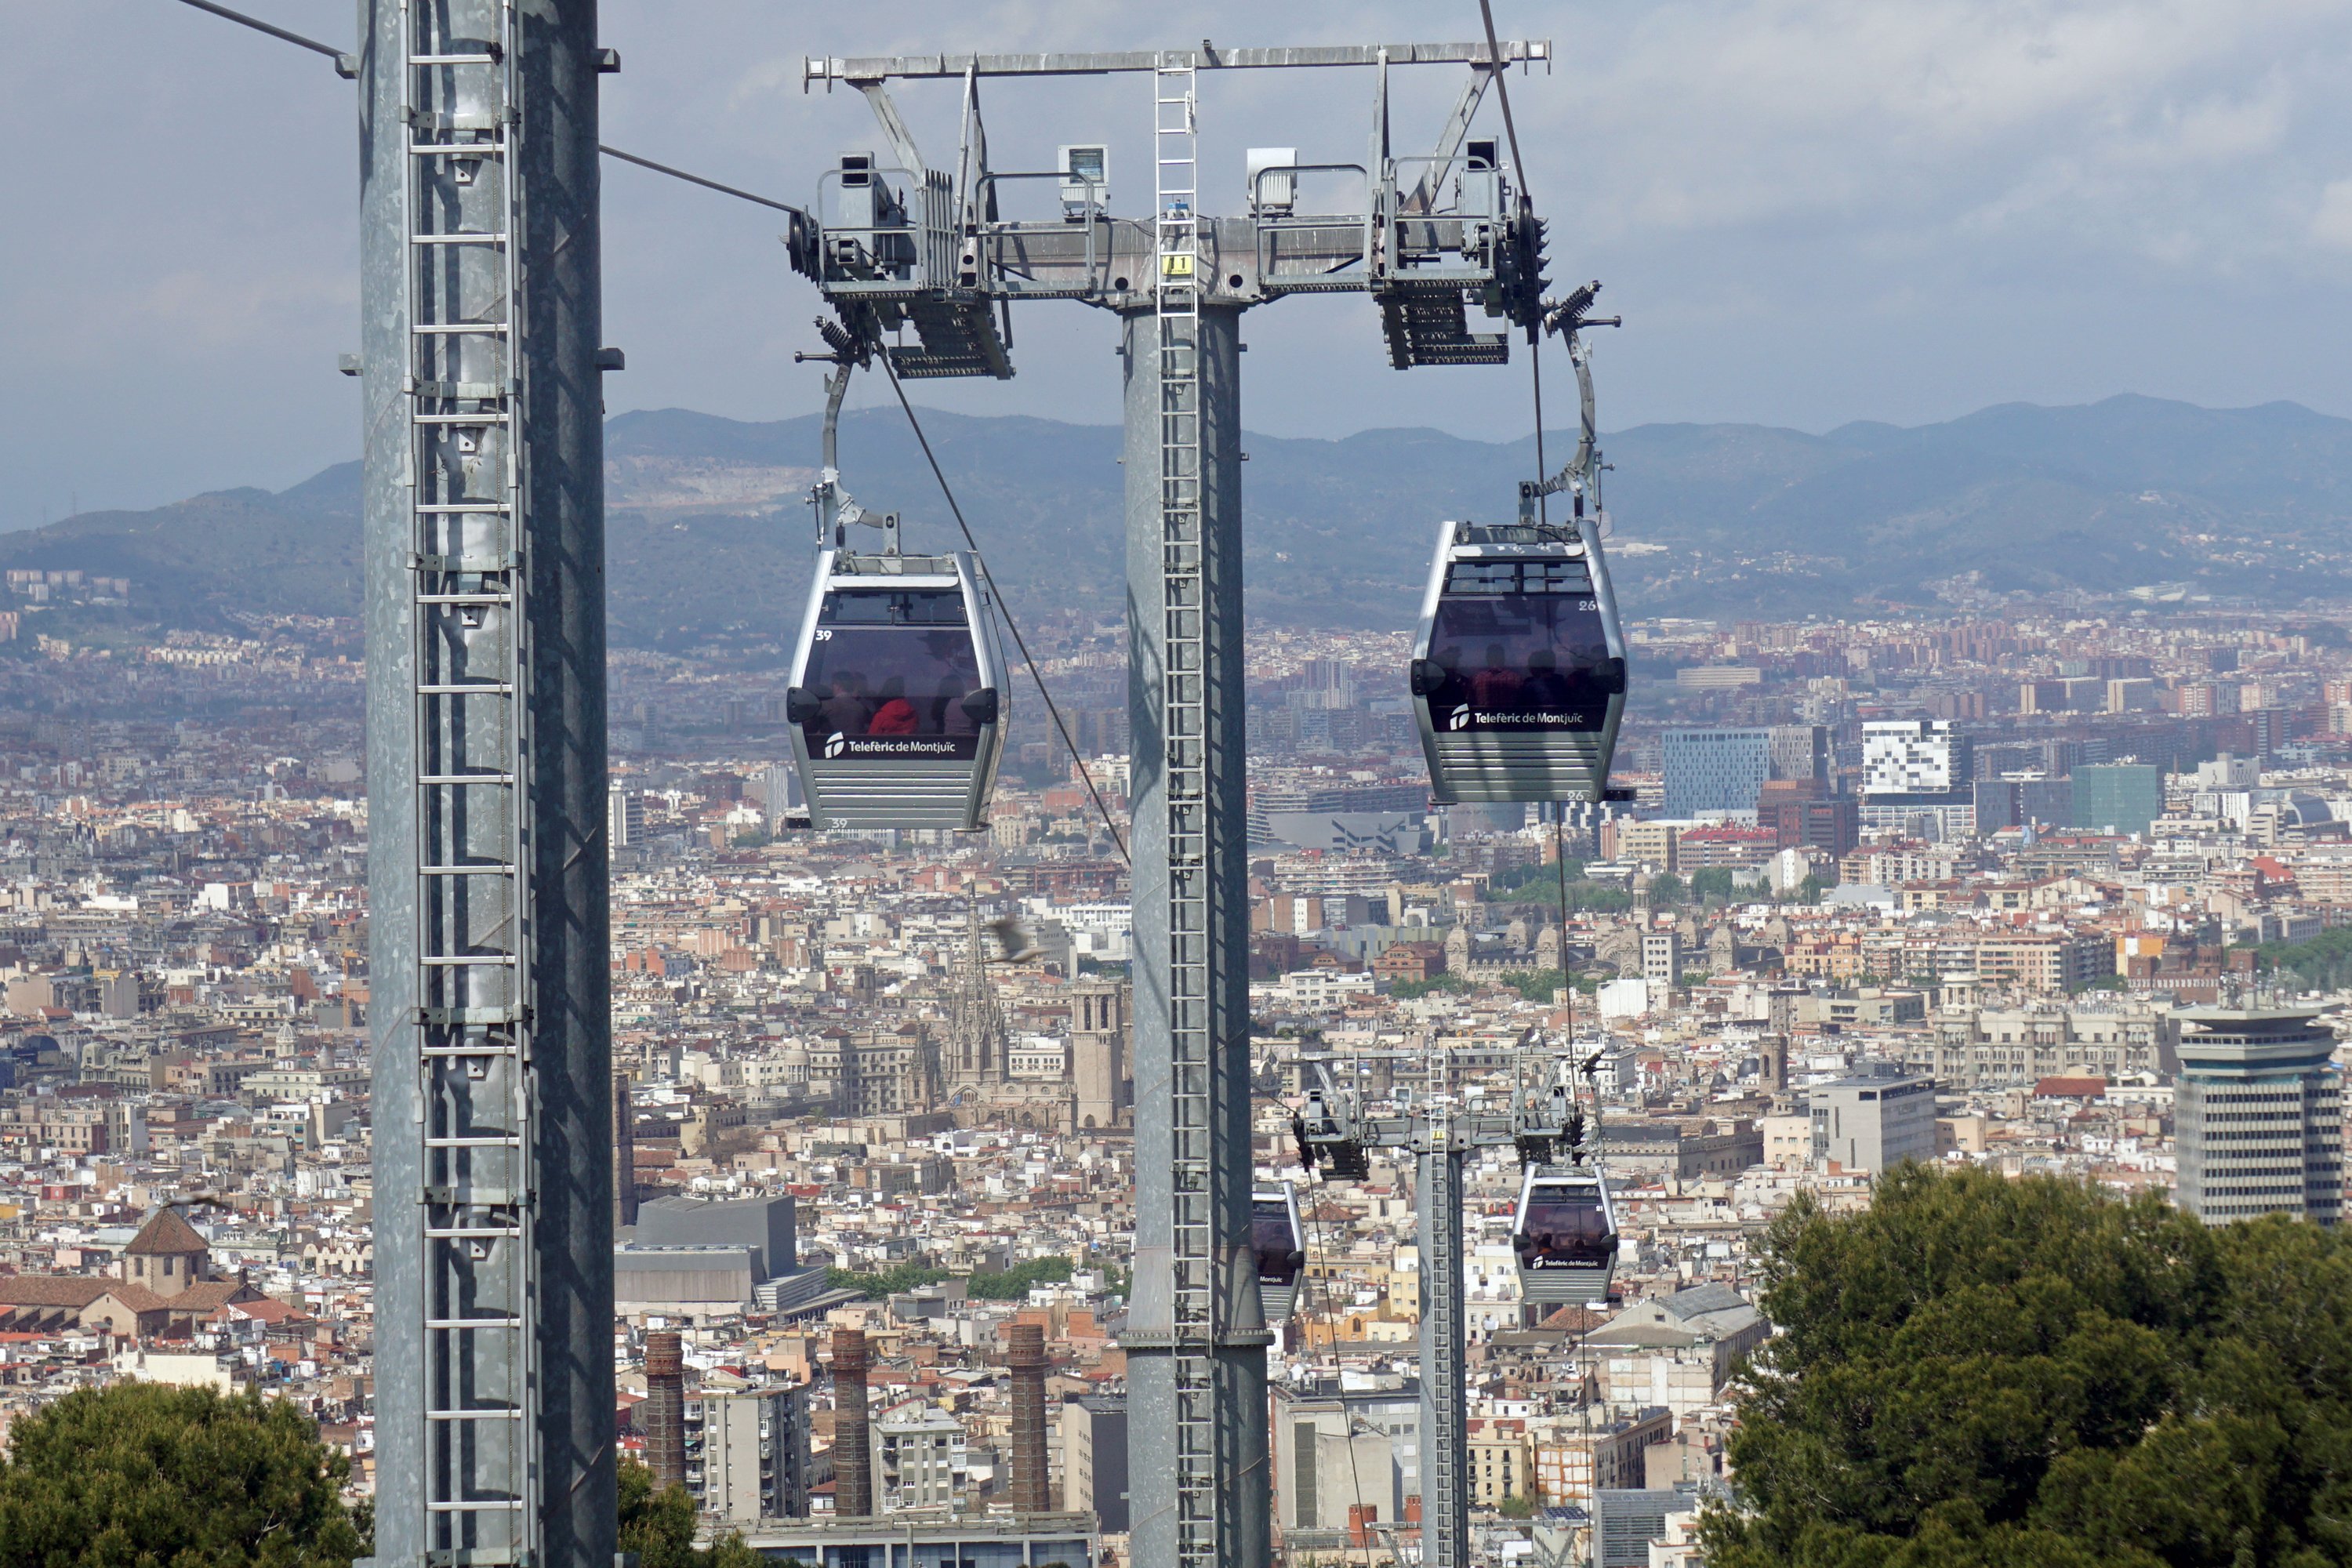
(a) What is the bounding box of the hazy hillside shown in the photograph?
[8,394,2348,648]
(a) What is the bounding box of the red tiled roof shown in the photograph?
[90,1283,173,1314]
[180,1281,265,1313]
[0,1276,110,1309]
[2034,1076,2107,1098]
[125,1207,209,1257]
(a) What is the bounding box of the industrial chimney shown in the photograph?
[833,1327,874,1516]
[1007,1322,1050,1513]
[644,1332,685,1490]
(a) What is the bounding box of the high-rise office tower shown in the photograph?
[608,783,645,849]
[2175,1007,2342,1228]
[1861,720,1969,795]
[1661,729,1771,819]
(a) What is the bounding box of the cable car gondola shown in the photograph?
[1410,514,1627,804]
[1511,1167,1617,1308]
[786,544,1008,832]
[1251,1184,1306,1323]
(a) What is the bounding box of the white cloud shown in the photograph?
[13,0,2352,520]
[2314,180,2352,252]
[1533,0,2347,266]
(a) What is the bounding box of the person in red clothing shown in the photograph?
[866,677,920,735]
[1468,641,1523,710]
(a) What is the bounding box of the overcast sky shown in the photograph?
[7,0,2352,530]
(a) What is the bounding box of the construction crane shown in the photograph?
[794,40,1555,1568]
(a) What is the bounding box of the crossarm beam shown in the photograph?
[807,41,1548,85]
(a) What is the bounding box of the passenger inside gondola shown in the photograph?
[934,676,978,734]
[1427,560,1613,728]
[799,591,987,742]
[1515,1184,1616,1269]
[1470,641,1523,709]
[869,678,919,735]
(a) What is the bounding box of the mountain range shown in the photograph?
[8,394,2349,651]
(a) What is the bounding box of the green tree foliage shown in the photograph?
[0,1382,369,1568]
[1490,859,1582,899]
[1478,860,1634,914]
[967,1256,1074,1300]
[1497,969,1568,1003]
[826,1260,950,1298]
[1646,873,1688,906]
[825,1256,1072,1301]
[618,1460,768,1568]
[1686,866,1740,904]
[1389,974,1472,1000]
[2255,925,2352,993]
[1703,1164,2352,1568]
[619,1458,700,1568]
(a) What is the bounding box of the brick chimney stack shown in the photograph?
[1007,1322,1050,1513]
[833,1328,873,1517]
[644,1331,685,1490]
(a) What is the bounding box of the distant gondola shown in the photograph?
[1251,1185,1306,1323]
[1511,1167,1617,1307]
[785,546,1008,832]
[1409,515,1627,804]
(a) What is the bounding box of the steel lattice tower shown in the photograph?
[361,2,615,1563]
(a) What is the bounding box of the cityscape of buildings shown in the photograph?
[0,593,2342,1566]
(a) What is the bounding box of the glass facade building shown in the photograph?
[2070,764,2161,836]
[1661,729,1772,818]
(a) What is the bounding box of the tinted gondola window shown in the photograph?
[1426,561,1610,731]
[1515,1185,1616,1269]
[1251,1198,1302,1286]
[801,590,985,742]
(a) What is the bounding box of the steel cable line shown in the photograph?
[597,145,808,218]
[1479,0,1551,535]
[1480,0,1583,1055]
[1483,0,1620,1441]
[179,0,1121,862]
[877,359,1131,864]
[1294,1150,1375,1562]
[172,0,811,220]
[176,0,341,59]
[1477,0,1534,209]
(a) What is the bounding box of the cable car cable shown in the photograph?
[1292,1163,1372,1554]
[598,146,809,220]
[1555,811,1574,1054]
[1530,335,1548,528]
[1476,0,1552,531]
[1476,0,1534,212]
[174,0,343,60]
[877,358,1131,864]
[172,0,811,220]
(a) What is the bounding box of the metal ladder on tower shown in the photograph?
[1420,1120,1469,1568]
[401,1,539,1561]
[1154,52,1220,1568]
